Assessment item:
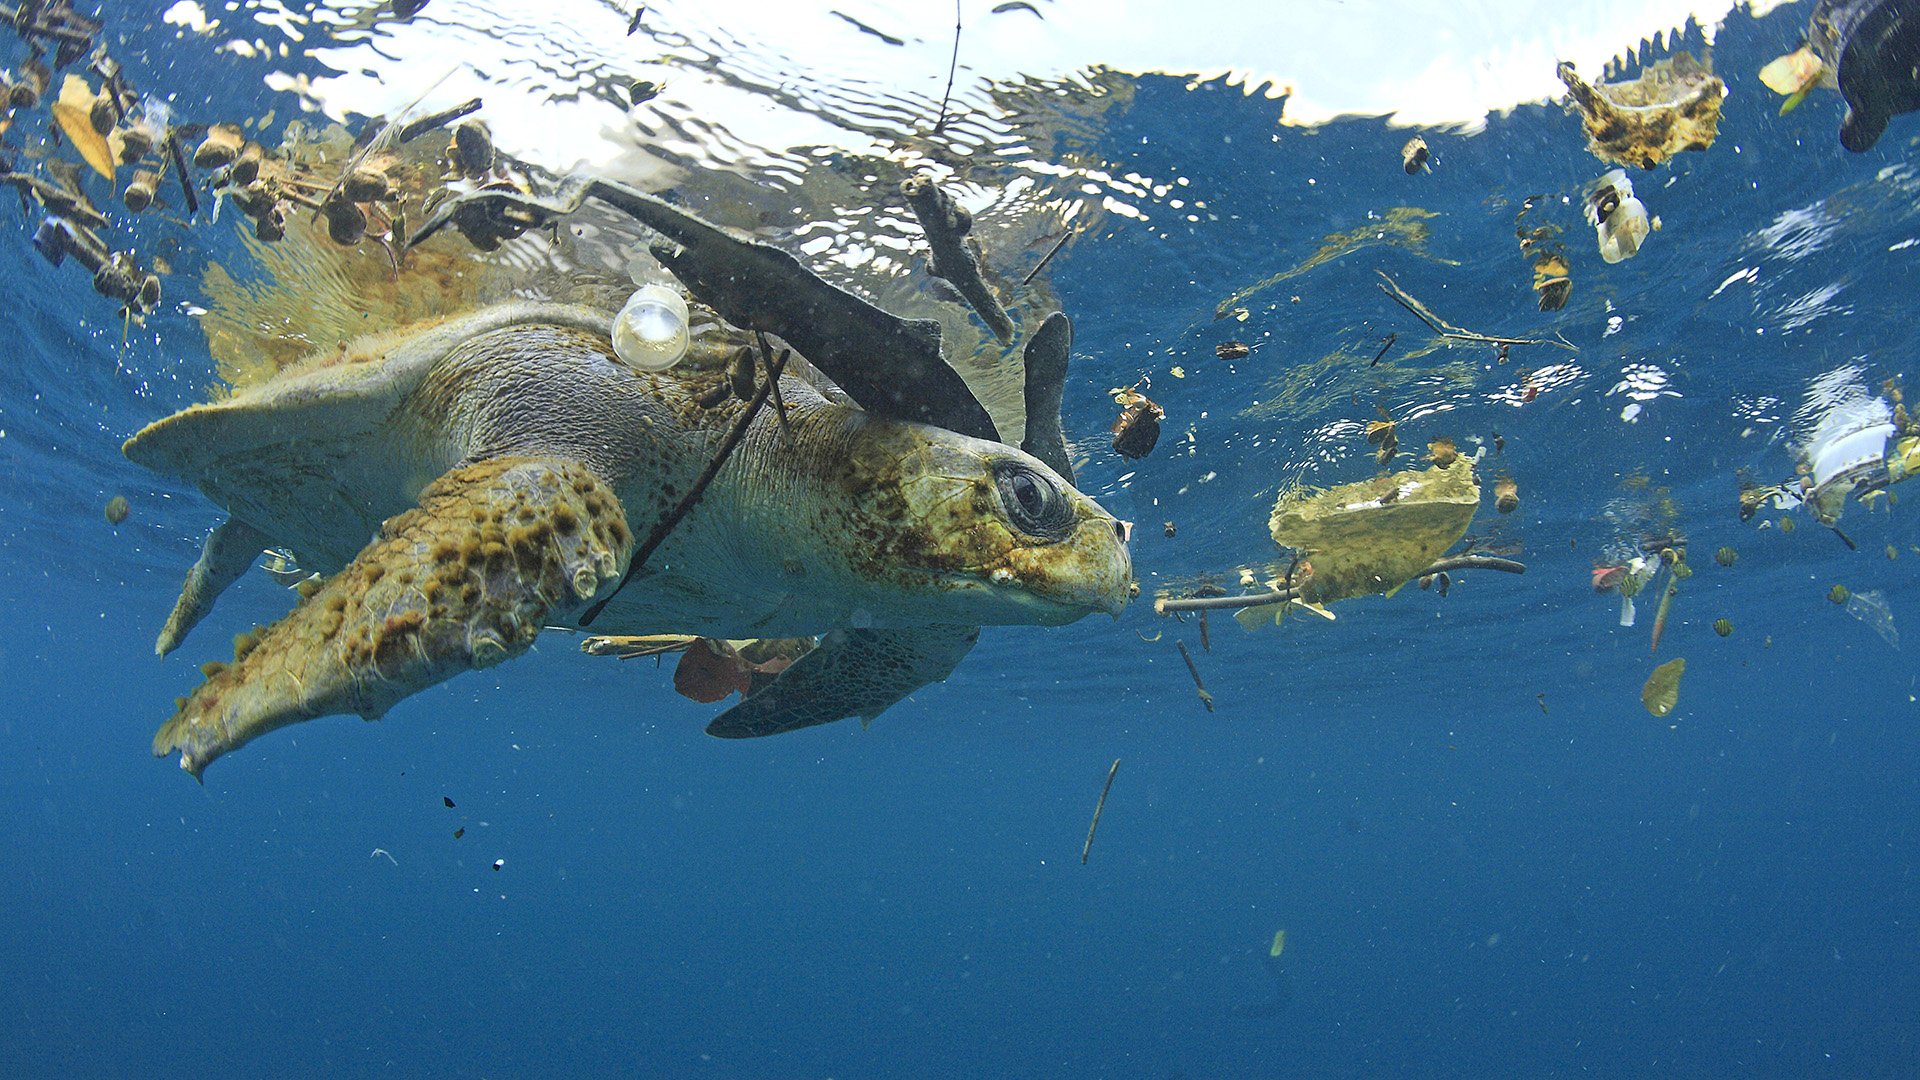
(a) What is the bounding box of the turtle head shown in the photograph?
[842,424,1132,626]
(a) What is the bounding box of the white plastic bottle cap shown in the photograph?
[612,283,690,371]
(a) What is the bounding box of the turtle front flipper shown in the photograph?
[156,517,273,656]
[704,624,979,739]
[154,457,631,778]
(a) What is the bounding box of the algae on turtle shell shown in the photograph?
[1267,456,1482,605]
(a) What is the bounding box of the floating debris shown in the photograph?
[1586,170,1654,264]
[900,172,1014,342]
[103,494,129,524]
[492,858,505,871]
[1557,53,1724,169]
[1830,583,1852,604]
[1267,458,1482,606]
[1401,136,1430,174]
[1516,196,1572,312]
[443,796,455,808]
[627,79,663,106]
[449,119,494,180]
[1163,521,1177,539]
[1494,474,1519,514]
[1375,270,1575,352]
[453,827,465,839]
[1781,515,1798,534]
[1537,693,1549,714]
[1365,405,1399,465]
[1080,758,1121,865]
[1758,44,1827,115]
[1714,546,1738,568]
[1176,639,1214,712]
[1714,618,1733,637]
[1889,544,1901,561]
[1845,588,1899,647]
[1216,340,1251,360]
[1110,384,1164,459]
[1642,657,1686,717]
[1370,332,1397,366]
[1270,929,1287,958]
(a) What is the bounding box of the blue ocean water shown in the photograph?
[3,2,1919,1077]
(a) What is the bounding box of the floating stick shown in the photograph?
[1375,270,1574,352]
[1154,556,1526,614]
[1080,758,1121,865]
[1176,639,1214,712]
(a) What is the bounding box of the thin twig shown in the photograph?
[931,0,961,134]
[754,330,795,446]
[1021,227,1076,286]
[579,349,792,626]
[163,129,198,218]
[1375,270,1574,351]
[394,97,483,145]
[1154,556,1528,614]
[1369,331,1397,367]
[1080,758,1121,865]
[1175,640,1214,712]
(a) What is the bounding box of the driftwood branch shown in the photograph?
[1375,271,1574,352]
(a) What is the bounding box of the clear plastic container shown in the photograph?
[612,283,690,371]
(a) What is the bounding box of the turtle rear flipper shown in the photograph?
[154,457,631,778]
[704,625,979,738]
[156,517,272,656]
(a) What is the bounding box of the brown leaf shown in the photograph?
[673,638,752,703]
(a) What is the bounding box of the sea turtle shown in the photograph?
[127,182,1131,778]
[1808,0,1920,152]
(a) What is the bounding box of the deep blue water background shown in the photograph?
[4,3,1920,1077]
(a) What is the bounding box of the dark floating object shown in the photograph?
[1216,340,1250,360]
[390,0,431,16]
[1080,757,1121,865]
[627,79,662,106]
[453,827,465,839]
[1402,136,1430,174]
[1110,388,1164,459]
[449,119,494,180]
[408,176,1002,440]
[1811,0,1920,151]
[1714,618,1734,637]
[443,796,455,808]
[899,172,1014,343]
[1495,474,1520,514]
[492,858,504,871]
[628,4,646,35]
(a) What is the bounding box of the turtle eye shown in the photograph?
[994,462,1074,540]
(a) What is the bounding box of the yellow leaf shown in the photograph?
[52,74,115,181]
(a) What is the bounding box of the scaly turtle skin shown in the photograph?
[127,302,1132,776]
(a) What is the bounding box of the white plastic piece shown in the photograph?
[612,283,690,371]
[1587,169,1651,264]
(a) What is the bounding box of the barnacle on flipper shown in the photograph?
[1558,52,1725,169]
